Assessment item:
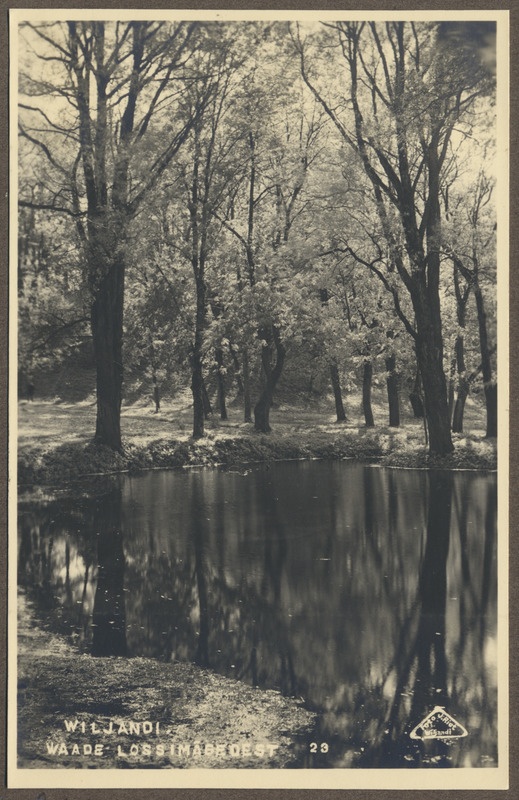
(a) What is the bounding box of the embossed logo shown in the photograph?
[409,706,468,740]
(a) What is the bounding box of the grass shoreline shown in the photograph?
[17,398,497,488]
[18,420,497,488]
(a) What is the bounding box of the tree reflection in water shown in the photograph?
[18,462,497,768]
[91,490,127,657]
[356,471,453,766]
[191,477,210,668]
[18,500,97,647]
[353,471,497,768]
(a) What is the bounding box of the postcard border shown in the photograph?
[2,1,517,798]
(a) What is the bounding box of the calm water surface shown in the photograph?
[18,461,497,768]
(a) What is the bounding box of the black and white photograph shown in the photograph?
[8,8,509,791]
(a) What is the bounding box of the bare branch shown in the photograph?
[18,198,86,220]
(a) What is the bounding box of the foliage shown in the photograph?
[17,19,498,448]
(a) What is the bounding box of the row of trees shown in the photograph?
[18,19,497,454]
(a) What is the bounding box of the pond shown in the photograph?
[18,461,498,769]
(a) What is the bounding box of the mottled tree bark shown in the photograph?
[362,360,375,428]
[91,259,125,451]
[215,347,228,421]
[254,325,286,433]
[409,364,424,419]
[242,348,252,423]
[191,274,206,439]
[330,363,347,422]
[385,354,400,427]
[452,333,469,433]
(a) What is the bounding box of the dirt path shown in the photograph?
[17,592,316,770]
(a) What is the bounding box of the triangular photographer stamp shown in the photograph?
[410,707,469,740]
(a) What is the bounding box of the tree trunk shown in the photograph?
[215,347,228,421]
[330,363,347,422]
[447,357,456,423]
[242,348,252,423]
[451,259,472,433]
[411,279,453,454]
[192,366,205,439]
[385,354,400,427]
[191,276,206,440]
[254,325,286,433]
[421,156,456,452]
[202,378,212,419]
[321,288,347,422]
[409,364,424,418]
[91,260,125,452]
[452,383,469,433]
[452,333,468,434]
[474,283,497,437]
[152,371,160,413]
[254,391,271,434]
[484,383,497,438]
[415,336,453,454]
[414,145,453,455]
[362,360,375,428]
[228,343,245,396]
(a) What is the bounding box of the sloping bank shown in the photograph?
[18,427,496,486]
[18,592,316,770]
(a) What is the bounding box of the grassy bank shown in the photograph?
[17,396,497,487]
[18,592,316,770]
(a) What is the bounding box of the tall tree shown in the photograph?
[160,26,252,438]
[296,21,494,454]
[18,20,208,449]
